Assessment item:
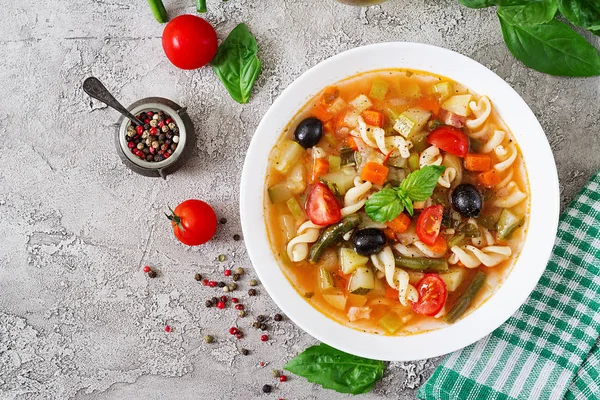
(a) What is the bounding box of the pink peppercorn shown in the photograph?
[235,304,244,310]
[236,333,243,340]
[164,325,171,333]
[202,279,209,286]
[128,142,135,149]
[164,152,170,158]
[229,327,239,335]
[260,334,268,342]
[150,127,158,135]
[136,126,143,135]
[216,301,225,309]
[208,281,217,288]
[143,266,150,273]
[224,270,231,277]
[231,297,239,304]
[147,111,154,118]
[279,375,287,382]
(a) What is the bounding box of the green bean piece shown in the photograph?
[394,256,449,272]
[196,0,207,13]
[308,214,361,263]
[148,0,168,23]
[444,271,486,323]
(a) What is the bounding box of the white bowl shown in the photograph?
[240,43,559,361]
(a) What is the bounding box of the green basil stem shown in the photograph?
[147,0,168,23]
[196,0,207,13]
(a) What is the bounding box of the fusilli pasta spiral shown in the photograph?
[341,177,372,217]
[466,96,492,130]
[286,221,322,262]
[420,146,458,188]
[448,245,512,268]
[356,116,411,158]
[393,241,446,259]
[492,181,527,208]
[371,247,418,306]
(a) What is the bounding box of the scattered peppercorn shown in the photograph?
[229,327,239,335]
[205,299,213,308]
[220,295,228,303]
[271,369,280,378]
[126,110,179,162]
[257,315,266,322]
[143,266,151,273]
[249,279,258,286]
[148,270,157,278]
[238,310,246,318]
[202,279,209,286]
[218,281,226,288]
[279,375,287,382]
[234,267,244,275]
[304,292,314,298]
[216,301,225,309]
[274,313,283,322]
[231,297,239,304]
[248,289,257,296]
[232,273,240,281]
[218,254,226,262]
[235,304,244,310]
[164,325,171,332]
[220,217,227,224]
[204,335,214,343]
[233,234,241,241]
[223,286,230,293]
[224,269,232,277]
[208,281,218,288]
[236,333,243,340]
[262,384,272,393]
[259,323,268,331]
[211,296,218,303]
[260,334,268,342]
[252,321,261,329]
[241,348,249,356]
[229,283,238,291]
[259,362,265,367]
[194,273,202,281]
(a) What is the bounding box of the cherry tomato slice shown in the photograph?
[412,274,447,316]
[306,182,341,226]
[416,205,444,246]
[427,126,469,157]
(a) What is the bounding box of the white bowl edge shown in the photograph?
[240,42,560,361]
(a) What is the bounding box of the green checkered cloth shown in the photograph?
[419,170,600,400]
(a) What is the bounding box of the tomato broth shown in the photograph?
[264,69,530,335]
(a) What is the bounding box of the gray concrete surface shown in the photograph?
[1,0,599,399]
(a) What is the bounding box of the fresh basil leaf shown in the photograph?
[211,23,262,104]
[557,0,600,28]
[498,0,557,26]
[400,165,446,202]
[284,343,385,395]
[459,0,543,9]
[365,188,403,223]
[402,194,414,216]
[499,16,600,76]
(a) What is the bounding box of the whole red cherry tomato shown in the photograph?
[306,183,341,226]
[412,274,447,316]
[162,15,217,70]
[427,126,469,157]
[167,199,217,246]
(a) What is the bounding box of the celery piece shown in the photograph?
[386,107,401,122]
[318,267,335,292]
[321,170,356,195]
[268,183,293,204]
[398,81,421,98]
[379,312,406,334]
[408,153,420,172]
[431,81,453,101]
[286,197,305,219]
[408,130,429,153]
[441,94,473,117]
[497,209,524,240]
[369,79,389,101]
[349,94,373,113]
[393,108,432,138]
[447,234,465,248]
[328,155,341,172]
[274,140,304,174]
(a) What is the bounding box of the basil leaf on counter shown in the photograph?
[557,0,600,28]
[284,343,385,395]
[211,23,262,104]
[400,165,446,202]
[498,0,557,26]
[365,165,445,222]
[458,0,543,9]
[499,16,600,77]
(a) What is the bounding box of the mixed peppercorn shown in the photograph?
[126,110,180,162]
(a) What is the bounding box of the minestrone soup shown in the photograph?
[264,69,529,335]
